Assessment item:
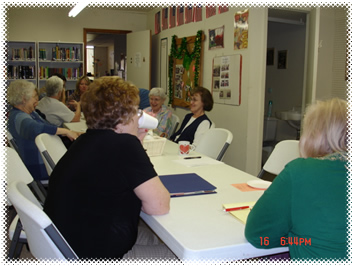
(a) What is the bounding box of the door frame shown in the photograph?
[83,28,132,76]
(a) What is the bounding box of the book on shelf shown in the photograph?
[7,65,35,79]
[11,47,35,60]
[39,48,47,60]
[50,45,81,61]
[39,65,83,80]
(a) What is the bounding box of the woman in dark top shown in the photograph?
[170,87,214,148]
[66,75,90,111]
[7,80,78,180]
[44,76,171,259]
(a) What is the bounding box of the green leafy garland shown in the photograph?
[168,30,203,105]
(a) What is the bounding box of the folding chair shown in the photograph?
[7,181,78,260]
[258,140,300,178]
[195,128,233,161]
[35,133,67,176]
[170,114,180,136]
[6,147,47,259]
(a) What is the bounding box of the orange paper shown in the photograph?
[232,183,266,192]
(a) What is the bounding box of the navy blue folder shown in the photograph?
[159,173,217,197]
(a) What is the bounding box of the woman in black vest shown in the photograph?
[170,87,213,148]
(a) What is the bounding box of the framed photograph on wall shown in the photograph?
[278,50,287,69]
[209,26,224,50]
[267,48,274,66]
[211,54,242,106]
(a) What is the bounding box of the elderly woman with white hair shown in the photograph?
[143,87,173,138]
[37,75,81,127]
[245,98,348,260]
[7,80,79,180]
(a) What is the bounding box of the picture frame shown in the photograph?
[170,32,205,108]
[209,26,224,50]
[267,48,274,66]
[211,54,242,106]
[278,50,287,69]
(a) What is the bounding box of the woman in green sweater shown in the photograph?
[245,98,348,260]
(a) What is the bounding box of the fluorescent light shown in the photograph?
[86,45,94,49]
[68,1,89,17]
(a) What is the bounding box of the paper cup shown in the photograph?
[138,112,158,129]
[178,141,191,155]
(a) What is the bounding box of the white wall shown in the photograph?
[317,8,347,101]
[147,8,268,174]
[7,7,148,42]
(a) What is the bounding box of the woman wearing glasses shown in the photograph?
[44,76,174,259]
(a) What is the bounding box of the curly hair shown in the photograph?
[191,87,214,111]
[7,80,36,106]
[81,76,140,130]
[299,98,348,158]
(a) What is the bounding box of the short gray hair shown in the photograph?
[149,87,167,101]
[46,76,64,97]
[7,80,36,106]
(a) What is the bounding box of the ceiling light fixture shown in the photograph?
[68,1,89,17]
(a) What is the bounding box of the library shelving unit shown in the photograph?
[37,42,84,91]
[7,41,37,86]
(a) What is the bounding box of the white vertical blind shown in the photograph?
[86,47,94,75]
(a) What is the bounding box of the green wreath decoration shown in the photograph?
[168,30,203,105]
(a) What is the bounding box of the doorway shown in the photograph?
[83,28,132,78]
[262,9,308,164]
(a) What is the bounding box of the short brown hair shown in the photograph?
[299,98,348,158]
[191,87,214,111]
[81,76,139,130]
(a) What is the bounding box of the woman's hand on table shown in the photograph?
[67,100,79,109]
[56,128,81,141]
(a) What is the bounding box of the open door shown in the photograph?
[126,30,151,90]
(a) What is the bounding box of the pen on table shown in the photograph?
[223,206,252,212]
[171,190,215,197]
[184,156,202,160]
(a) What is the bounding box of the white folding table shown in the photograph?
[141,140,288,260]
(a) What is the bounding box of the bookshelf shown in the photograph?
[7,41,37,86]
[38,42,84,91]
[7,41,85,91]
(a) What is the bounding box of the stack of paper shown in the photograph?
[222,201,256,224]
